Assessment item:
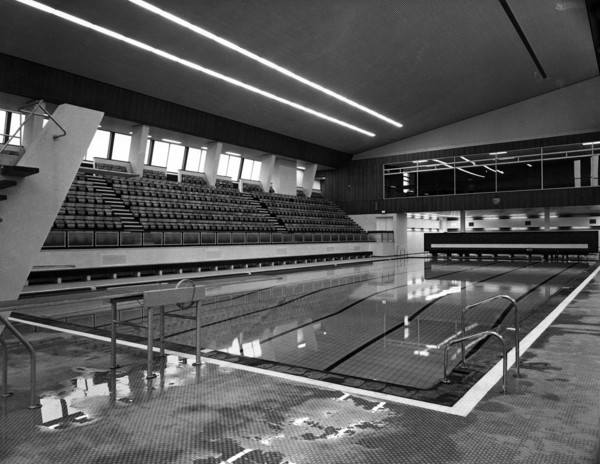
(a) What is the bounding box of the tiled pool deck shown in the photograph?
[1,264,600,463]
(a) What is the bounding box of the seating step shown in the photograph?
[0,179,18,189]
[1,165,39,177]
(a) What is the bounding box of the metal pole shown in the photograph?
[159,305,165,359]
[0,333,12,398]
[146,306,156,379]
[110,300,118,369]
[0,315,41,408]
[193,301,201,366]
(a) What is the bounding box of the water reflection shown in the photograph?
[37,355,195,430]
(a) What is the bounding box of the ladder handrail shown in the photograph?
[461,294,520,377]
[0,314,41,408]
[442,330,508,393]
[0,100,67,154]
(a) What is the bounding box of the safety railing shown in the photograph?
[110,280,205,379]
[0,100,66,154]
[442,330,508,393]
[0,314,41,408]
[461,294,520,377]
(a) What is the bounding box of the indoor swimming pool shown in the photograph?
[9,258,593,397]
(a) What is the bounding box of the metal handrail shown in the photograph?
[0,314,41,408]
[442,330,508,393]
[461,294,520,377]
[0,100,66,154]
[0,333,10,398]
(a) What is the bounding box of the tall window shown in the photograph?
[166,144,185,172]
[296,168,304,187]
[8,112,24,146]
[147,140,188,172]
[185,147,207,172]
[0,110,7,144]
[111,133,131,161]
[218,153,242,180]
[85,129,111,160]
[240,159,261,181]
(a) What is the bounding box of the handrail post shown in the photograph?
[0,333,12,398]
[461,294,520,377]
[0,315,41,408]
[443,330,508,393]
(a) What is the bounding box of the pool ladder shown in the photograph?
[442,295,521,393]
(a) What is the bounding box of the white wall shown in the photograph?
[355,77,600,160]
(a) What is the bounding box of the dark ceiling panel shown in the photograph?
[0,0,597,159]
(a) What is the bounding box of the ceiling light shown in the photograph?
[490,151,507,155]
[128,0,403,129]
[582,141,600,146]
[225,151,241,156]
[162,138,181,144]
[15,0,376,137]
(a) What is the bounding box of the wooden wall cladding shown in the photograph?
[0,53,352,168]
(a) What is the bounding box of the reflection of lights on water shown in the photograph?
[413,350,429,357]
[424,286,461,301]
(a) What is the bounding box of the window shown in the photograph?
[85,130,111,160]
[151,141,169,167]
[8,112,24,146]
[166,144,185,172]
[218,153,242,180]
[185,147,207,172]
[111,133,131,161]
[0,110,6,143]
[313,179,321,191]
[296,168,304,187]
[240,159,261,180]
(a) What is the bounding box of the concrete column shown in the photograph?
[459,211,466,232]
[259,154,276,192]
[395,213,408,256]
[204,141,222,187]
[21,111,43,152]
[574,159,581,187]
[544,207,551,230]
[301,163,318,197]
[129,124,149,175]
[591,155,598,187]
[272,157,296,195]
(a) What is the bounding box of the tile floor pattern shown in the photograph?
[2,274,600,463]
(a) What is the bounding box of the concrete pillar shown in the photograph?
[544,207,551,230]
[272,158,296,195]
[204,141,222,187]
[21,111,43,152]
[591,155,598,186]
[129,124,149,175]
[259,154,276,192]
[396,213,408,256]
[574,159,581,187]
[459,211,466,232]
[301,163,318,197]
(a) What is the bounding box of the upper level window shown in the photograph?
[218,153,242,180]
[240,159,261,181]
[186,147,207,172]
[85,129,111,160]
[111,133,131,161]
[8,112,24,146]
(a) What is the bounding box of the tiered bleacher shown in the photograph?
[44,166,369,249]
[253,192,364,234]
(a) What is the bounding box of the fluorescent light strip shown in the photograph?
[128,0,403,129]
[582,141,600,146]
[162,138,181,144]
[433,159,484,178]
[15,0,375,137]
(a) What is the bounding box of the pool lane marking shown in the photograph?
[324,260,541,372]
[13,261,595,418]
[451,262,600,417]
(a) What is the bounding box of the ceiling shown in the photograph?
[0,0,598,158]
